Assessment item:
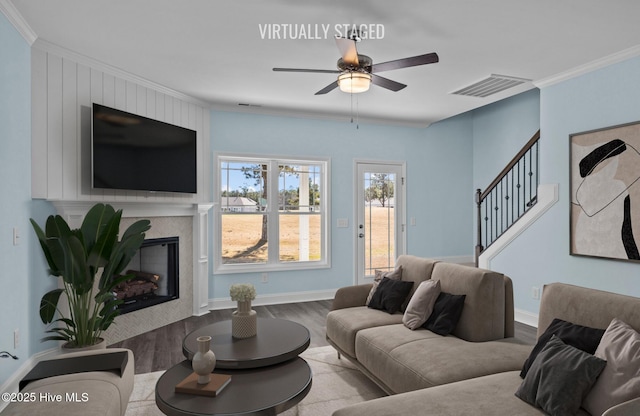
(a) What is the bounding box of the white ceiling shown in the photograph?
[7,0,640,127]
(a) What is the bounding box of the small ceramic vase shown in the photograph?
[192,335,216,384]
[232,300,257,338]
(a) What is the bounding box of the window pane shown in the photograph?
[221,214,268,264]
[364,172,396,274]
[279,214,321,262]
[279,164,321,212]
[221,162,267,211]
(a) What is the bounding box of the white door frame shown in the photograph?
[353,160,407,285]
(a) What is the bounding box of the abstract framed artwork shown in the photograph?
[570,121,640,262]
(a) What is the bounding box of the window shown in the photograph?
[215,155,329,273]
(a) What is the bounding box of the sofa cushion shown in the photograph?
[431,262,506,342]
[422,292,466,336]
[521,318,605,378]
[402,280,441,330]
[516,335,606,416]
[332,371,560,416]
[326,306,403,358]
[368,278,413,314]
[366,266,403,305]
[395,255,438,310]
[537,283,640,340]
[583,318,640,416]
[355,324,532,394]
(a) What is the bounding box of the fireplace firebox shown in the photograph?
[115,236,179,314]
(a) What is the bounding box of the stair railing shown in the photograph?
[475,130,540,265]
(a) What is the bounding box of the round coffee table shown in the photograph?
[155,358,312,416]
[182,318,310,369]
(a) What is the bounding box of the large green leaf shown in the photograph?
[40,289,63,324]
[121,219,151,241]
[45,215,72,239]
[87,210,121,269]
[99,233,145,288]
[62,235,92,293]
[81,203,115,251]
[30,219,56,272]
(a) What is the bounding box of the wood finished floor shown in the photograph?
[109,300,537,374]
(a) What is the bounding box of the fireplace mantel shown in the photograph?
[51,200,212,221]
[50,200,214,317]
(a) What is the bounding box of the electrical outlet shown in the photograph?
[531,286,540,300]
[261,273,268,283]
[14,329,19,349]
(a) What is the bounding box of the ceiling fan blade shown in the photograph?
[371,74,407,92]
[273,68,341,74]
[334,37,359,66]
[372,52,439,73]
[315,81,339,95]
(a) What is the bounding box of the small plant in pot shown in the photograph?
[31,203,151,349]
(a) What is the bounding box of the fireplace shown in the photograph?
[116,236,180,314]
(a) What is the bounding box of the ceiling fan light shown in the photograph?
[338,71,371,93]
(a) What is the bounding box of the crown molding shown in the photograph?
[32,37,212,109]
[534,44,640,89]
[0,0,37,44]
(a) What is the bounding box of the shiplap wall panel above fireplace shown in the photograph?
[30,40,211,204]
[32,40,214,318]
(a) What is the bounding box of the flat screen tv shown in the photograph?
[92,103,197,194]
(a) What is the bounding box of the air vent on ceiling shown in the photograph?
[451,74,531,98]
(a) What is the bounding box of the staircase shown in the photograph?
[475,130,540,266]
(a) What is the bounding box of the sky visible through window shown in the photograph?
[220,162,321,194]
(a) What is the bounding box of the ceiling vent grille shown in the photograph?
[451,74,531,98]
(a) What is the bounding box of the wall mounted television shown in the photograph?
[92,103,197,194]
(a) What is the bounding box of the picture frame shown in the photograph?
[570,120,640,262]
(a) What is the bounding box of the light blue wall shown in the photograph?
[490,56,640,317]
[209,110,474,300]
[0,13,32,382]
[472,89,541,191]
[0,14,56,385]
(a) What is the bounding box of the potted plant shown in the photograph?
[30,203,151,348]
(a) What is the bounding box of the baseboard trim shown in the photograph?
[208,289,337,311]
[0,346,59,412]
[515,308,539,329]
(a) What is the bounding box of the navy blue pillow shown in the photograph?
[422,292,466,336]
[367,277,413,314]
[520,318,605,378]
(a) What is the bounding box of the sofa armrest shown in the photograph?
[331,284,372,310]
[602,397,640,416]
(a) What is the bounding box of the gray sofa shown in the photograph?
[330,277,640,416]
[326,255,531,394]
[1,348,134,416]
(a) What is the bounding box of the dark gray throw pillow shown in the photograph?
[422,292,466,336]
[367,277,413,314]
[520,318,605,378]
[515,335,607,416]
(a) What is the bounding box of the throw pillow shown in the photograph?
[365,266,403,306]
[367,277,414,314]
[520,318,605,378]
[583,318,640,416]
[402,280,441,330]
[422,292,466,336]
[515,335,607,416]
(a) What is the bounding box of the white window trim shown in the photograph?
[214,153,331,274]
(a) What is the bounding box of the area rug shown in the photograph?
[124,345,386,416]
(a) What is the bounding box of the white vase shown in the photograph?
[192,336,216,384]
[232,300,257,339]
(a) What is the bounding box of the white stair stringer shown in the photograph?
[478,183,559,270]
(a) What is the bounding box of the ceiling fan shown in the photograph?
[273,33,439,95]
